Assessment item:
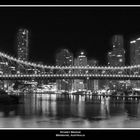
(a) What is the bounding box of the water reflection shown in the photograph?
[0,93,140,127]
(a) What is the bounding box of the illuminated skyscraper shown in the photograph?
[87,59,99,91]
[108,35,125,66]
[130,38,140,65]
[77,52,87,66]
[74,51,87,74]
[73,51,87,91]
[107,35,125,90]
[130,38,140,88]
[17,28,29,61]
[112,35,124,49]
[56,49,73,91]
[56,49,73,66]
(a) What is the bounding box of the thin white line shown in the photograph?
[0,5,140,7]
[0,128,140,129]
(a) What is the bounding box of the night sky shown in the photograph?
[0,7,140,65]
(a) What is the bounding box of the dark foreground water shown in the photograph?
[0,93,140,128]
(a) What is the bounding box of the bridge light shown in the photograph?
[134,65,137,68]
[120,66,123,69]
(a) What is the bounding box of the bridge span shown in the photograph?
[0,74,140,80]
[0,51,140,80]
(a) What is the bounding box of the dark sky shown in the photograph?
[0,7,140,65]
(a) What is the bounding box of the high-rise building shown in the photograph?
[74,51,87,74]
[130,38,140,65]
[107,35,125,90]
[16,28,29,74]
[17,28,29,61]
[77,52,87,66]
[112,35,124,49]
[72,51,87,91]
[87,59,99,91]
[108,35,125,66]
[0,62,9,74]
[56,49,73,91]
[130,38,140,88]
[56,49,73,66]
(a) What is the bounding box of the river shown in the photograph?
[0,93,140,128]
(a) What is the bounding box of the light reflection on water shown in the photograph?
[0,93,140,128]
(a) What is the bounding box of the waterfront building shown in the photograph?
[130,38,140,88]
[0,62,9,74]
[9,66,16,74]
[107,35,125,90]
[108,35,125,66]
[56,49,73,67]
[56,49,73,91]
[72,51,87,91]
[0,61,14,89]
[16,28,29,74]
[130,38,140,65]
[87,59,99,91]
[17,28,29,61]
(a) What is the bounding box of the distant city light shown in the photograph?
[136,38,140,40]
[80,52,84,55]
[117,55,122,57]
[130,40,136,43]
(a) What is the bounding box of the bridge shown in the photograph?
[0,51,140,80]
[0,74,140,80]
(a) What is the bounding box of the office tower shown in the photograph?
[17,28,29,61]
[56,49,73,66]
[72,51,87,91]
[130,38,140,88]
[16,28,29,74]
[112,35,124,49]
[107,35,125,90]
[77,52,87,66]
[56,49,73,91]
[73,51,87,74]
[87,59,99,91]
[0,62,9,74]
[108,35,125,66]
[130,38,140,65]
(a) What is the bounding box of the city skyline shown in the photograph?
[0,27,139,67]
[1,7,140,65]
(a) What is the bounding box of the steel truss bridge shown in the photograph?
[0,51,140,80]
